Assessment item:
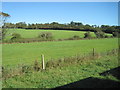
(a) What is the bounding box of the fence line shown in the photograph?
[2,48,119,66]
[1,48,118,79]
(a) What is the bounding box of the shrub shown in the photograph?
[105,35,109,38]
[38,32,53,40]
[84,31,91,38]
[34,60,40,71]
[46,60,58,68]
[21,65,32,73]
[72,35,80,40]
[10,33,21,41]
[112,32,118,37]
[94,31,105,38]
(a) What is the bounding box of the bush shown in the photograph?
[73,35,80,40]
[11,33,21,40]
[21,65,32,73]
[105,35,109,38]
[46,60,59,68]
[94,31,105,38]
[112,32,118,37]
[34,60,40,71]
[38,32,53,40]
[84,31,91,38]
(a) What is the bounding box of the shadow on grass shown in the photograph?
[100,66,120,80]
[53,66,120,88]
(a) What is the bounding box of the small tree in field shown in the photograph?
[0,12,10,40]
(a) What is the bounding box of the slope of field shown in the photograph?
[2,38,118,67]
[5,29,112,40]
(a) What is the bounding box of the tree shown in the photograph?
[0,12,10,40]
[15,22,27,29]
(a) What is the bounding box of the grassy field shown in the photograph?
[5,29,112,40]
[2,30,119,88]
[2,55,119,88]
[2,38,118,67]
[2,29,118,88]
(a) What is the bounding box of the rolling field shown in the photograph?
[5,29,112,40]
[2,38,118,67]
[2,2,119,88]
[2,31,119,88]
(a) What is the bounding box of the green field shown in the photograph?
[2,29,119,88]
[5,29,112,40]
[3,38,118,67]
[2,55,119,88]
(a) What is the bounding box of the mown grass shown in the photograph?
[2,54,119,88]
[5,29,112,40]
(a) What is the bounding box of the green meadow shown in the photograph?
[2,29,119,88]
[1,2,119,88]
[5,29,112,40]
[3,38,118,67]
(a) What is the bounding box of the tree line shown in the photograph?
[1,12,119,42]
[4,21,120,34]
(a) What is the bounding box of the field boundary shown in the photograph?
[2,48,119,80]
[0,37,115,45]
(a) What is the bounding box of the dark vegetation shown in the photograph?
[0,12,10,40]
[1,12,119,43]
[2,21,119,43]
[4,21,120,34]
[38,32,53,40]
[2,31,114,43]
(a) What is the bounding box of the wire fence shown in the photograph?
[2,48,119,68]
[1,48,119,80]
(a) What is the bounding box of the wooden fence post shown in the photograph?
[41,54,45,70]
[93,48,95,57]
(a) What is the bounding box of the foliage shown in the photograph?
[3,21,119,34]
[94,31,105,38]
[34,60,40,71]
[38,32,53,40]
[84,31,91,38]
[0,12,10,40]
[112,32,118,37]
[72,35,80,40]
[68,35,80,40]
[11,33,21,40]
